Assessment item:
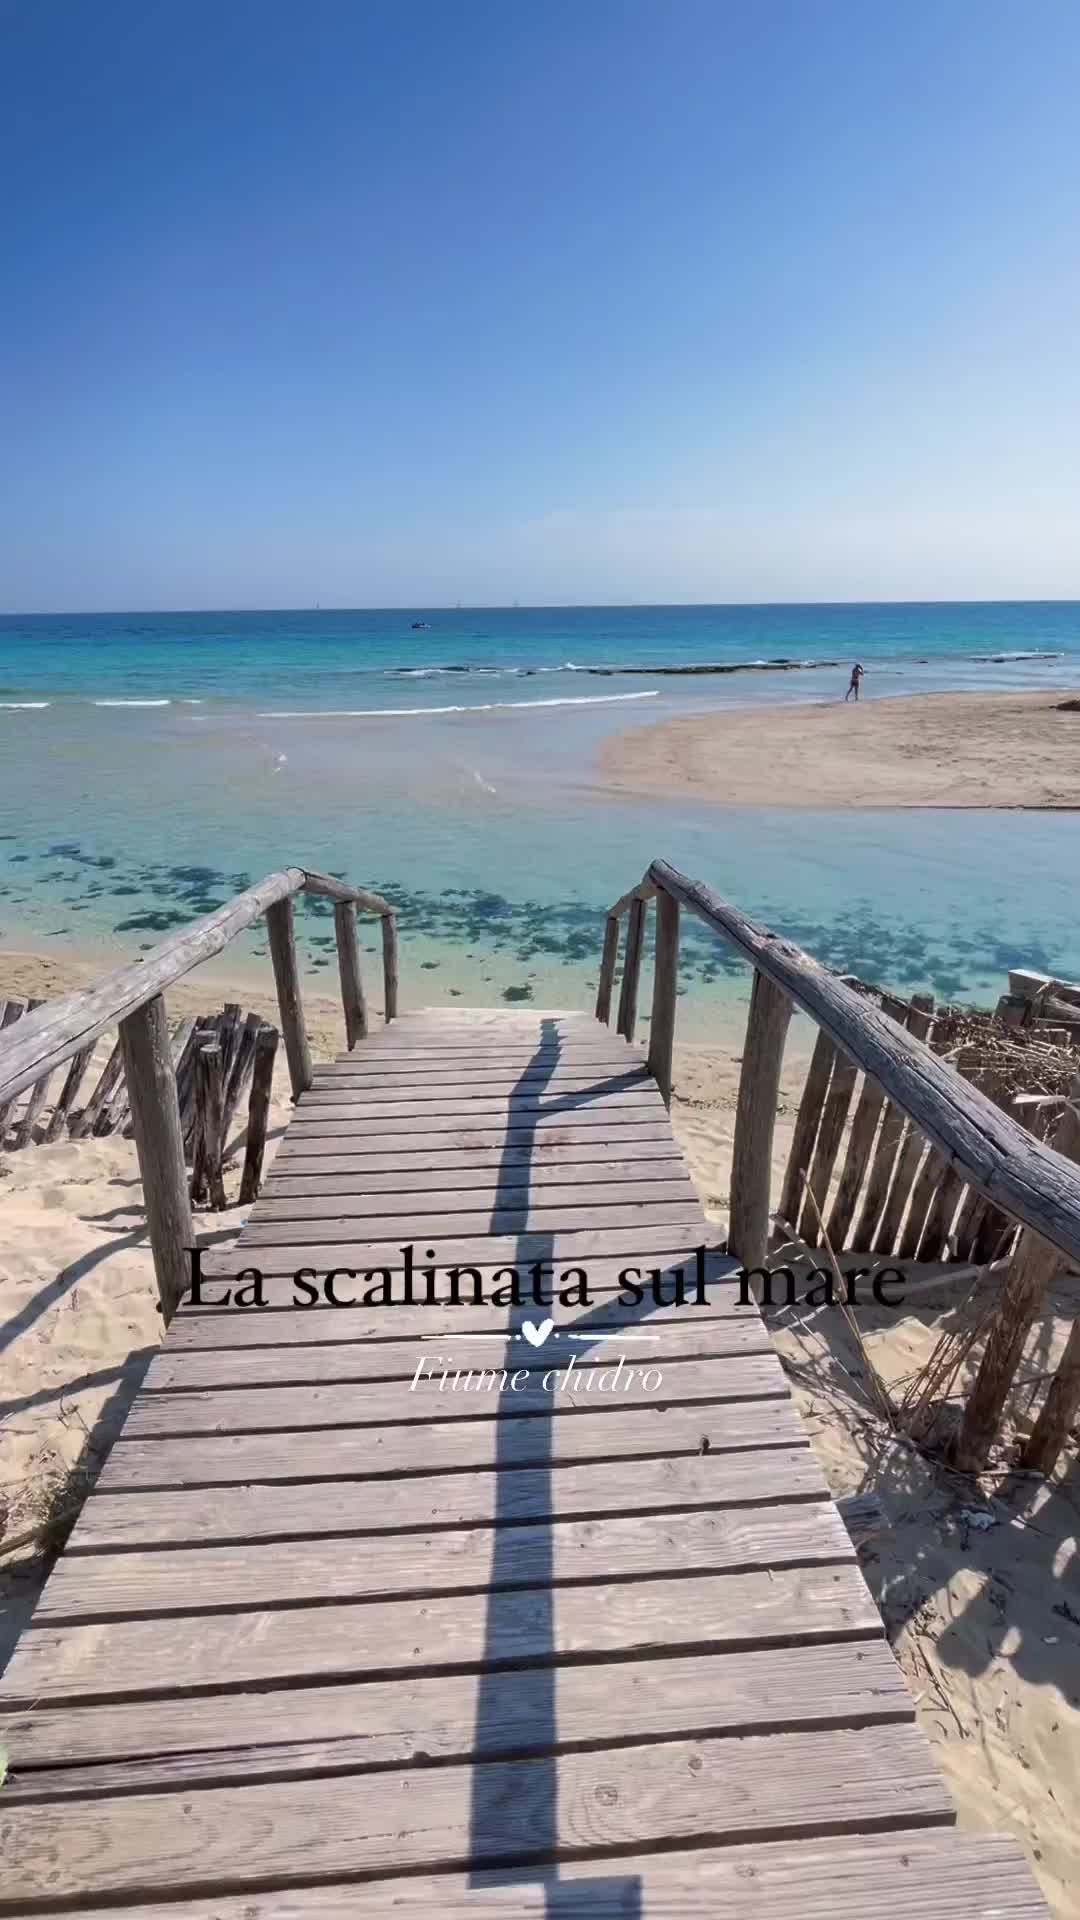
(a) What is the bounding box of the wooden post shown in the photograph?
[334,902,369,1048]
[1022,1313,1080,1475]
[0,1000,28,1136]
[616,894,646,1042]
[13,1070,54,1149]
[778,1031,835,1229]
[44,1043,94,1143]
[595,915,620,1025]
[826,1074,886,1250]
[221,1011,261,1142]
[728,968,792,1270]
[646,890,679,1103]
[956,1081,1080,1472]
[119,994,196,1322]
[239,1024,278,1206]
[196,1041,228,1210]
[798,1051,857,1243]
[265,895,312,1098]
[70,1036,124,1139]
[381,913,399,1023]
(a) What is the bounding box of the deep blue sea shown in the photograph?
[2,603,1079,1036]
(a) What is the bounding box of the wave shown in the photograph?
[256,691,660,718]
[93,698,172,707]
[972,650,1065,663]
[0,700,50,709]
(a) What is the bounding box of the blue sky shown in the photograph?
[2,0,1079,609]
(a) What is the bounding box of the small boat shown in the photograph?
[410,620,430,630]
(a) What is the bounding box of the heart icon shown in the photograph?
[522,1318,554,1347]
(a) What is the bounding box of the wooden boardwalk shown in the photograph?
[0,1010,1047,1914]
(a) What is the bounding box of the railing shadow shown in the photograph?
[466,1020,732,1909]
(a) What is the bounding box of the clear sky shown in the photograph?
[2,0,1079,611]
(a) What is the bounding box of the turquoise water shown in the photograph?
[2,605,1079,1036]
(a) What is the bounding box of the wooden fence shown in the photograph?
[596,859,1080,1476]
[0,867,398,1321]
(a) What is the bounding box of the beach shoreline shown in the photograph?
[600,687,1080,810]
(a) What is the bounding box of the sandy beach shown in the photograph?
[2,940,1079,1911]
[602,688,1080,810]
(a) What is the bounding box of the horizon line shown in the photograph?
[4,594,1080,619]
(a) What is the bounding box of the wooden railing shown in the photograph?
[597,858,1080,1474]
[0,866,398,1321]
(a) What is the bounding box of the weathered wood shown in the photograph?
[827,1076,886,1250]
[43,1043,94,1142]
[729,969,792,1267]
[0,997,26,1134]
[68,1035,123,1138]
[381,911,399,1021]
[276,1118,676,1157]
[122,1353,786,1438]
[11,1066,54,1149]
[1022,1310,1080,1474]
[333,900,368,1047]
[0,1834,1044,1919]
[0,1725,951,1908]
[265,1148,685,1196]
[5,1639,904,1781]
[99,1400,803,1491]
[650,861,1080,1269]
[646,885,680,1102]
[306,1060,648,1094]
[798,1053,857,1243]
[118,996,196,1322]
[616,892,647,1041]
[220,1010,260,1142]
[38,1497,843,1621]
[916,1161,967,1263]
[1,1557,877,1706]
[141,1315,767,1393]
[238,1024,278,1206]
[595,912,620,1023]
[71,1445,819,1550]
[607,875,657,919]
[253,1175,696,1228]
[299,867,392,916]
[265,894,312,1097]
[778,1030,835,1228]
[956,1083,1080,1470]
[195,1042,227,1210]
[898,1145,944,1260]
[851,998,931,1248]
[0,870,305,1108]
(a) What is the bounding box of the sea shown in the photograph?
[2,603,1078,1042]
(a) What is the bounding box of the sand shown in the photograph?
[2,948,1079,1913]
[601,688,1080,810]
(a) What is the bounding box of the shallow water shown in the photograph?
[2,606,1078,1040]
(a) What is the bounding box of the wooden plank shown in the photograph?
[35,1499,844,1620]
[42,1041,94,1142]
[874,1122,927,1255]
[729,969,791,1267]
[239,1197,708,1245]
[186,1241,739,1291]
[120,1354,788,1435]
[380,909,399,1019]
[96,1398,807,1490]
[647,886,680,1103]
[311,1058,646,1084]
[616,892,647,1041]
[798,1053,857,1240]
[256,1172,698,1213]
[0,1724,952,1908]
[198,1224,720,1274]
[0,1561,879,1704]
[142,1317,768,1391]
[263,1152,687,1196]
[778,1030,835,1227]
[5,1638,907,1781]
[166,1288,754,1350]
[294,1084,661,1117]
[827,1073,887,1250]
[274,1121,677,1160]
[6,1832,1048,1919]
[70,1446,823,1550]
[238,1023,278,1205]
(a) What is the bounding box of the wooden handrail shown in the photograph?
[0,868,398,1107]
[644,858,1080,1266]
[0,865,401,1324]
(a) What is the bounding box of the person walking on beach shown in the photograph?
[845,662,864,702]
